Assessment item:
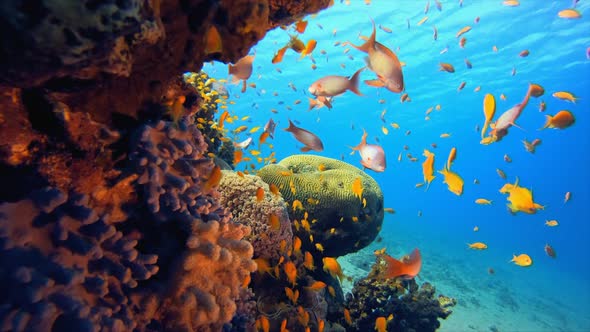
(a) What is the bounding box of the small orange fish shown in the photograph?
[558,9,581,19]
[344,308,352,325]
[459,37,467,48]
[305,281,327,291]
[375,316,387,332]
[456,25,471,38]
[256,187,264,202]
[269,183,280,196]
[352,177,363,200]
[381,248,422,279]
[439,63,455,73]
[268,213,280,231]
[272,46,289,64]
[300,39,317,58]
[540,110,575,129]
[204,25,223,55]
[304,251,315,270]
[323,257,345,282]
[295,20,308,33]
[284,261,297,287]
[203,166,222,192]
[519,49,530,57]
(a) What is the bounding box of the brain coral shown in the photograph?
[257,155,384,257]
[0,119,256,331]
[218,170,292,261]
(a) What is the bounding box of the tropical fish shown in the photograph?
[503,0,520,6]
[305,281,327,292]
[540,110,575,129]
[481,93,496,139]
[497,168,507,179]
[487,84,534,142]
[323,257,345,282]
[351,129,386,172]
[468,242,488,250]
[456,26,471,38]
[552,91,578,103]
[447,147,456,169]
[204,25,223,55]
[228,54,255,93]
[564,191,571,204]
[439,63,455,73]
[422,149,436,190]
[308,96,333,111]
[256,187,264,202]
[475,199,492,205]
[203,166,222,192]
[233,137,253,149]
[465,58,473,69]
[295,20,308,33]
[529,83,544,97]
[308,68,364,97]
[284,261,297,286]
[284,120,324,152]
[545,220,558,227]
[352,177,363,200]
[348,19,405,93]
[499,178,544,214]
[380,248,422,279]
[544,244,556,258]
[504,154,512,163]
[510,253,533,267]
[558,8,581,19]
[438,158,463,196]
[375,316,388,332]
[263,118,276,139]
[272,46,289,64]
[300,39,317,58]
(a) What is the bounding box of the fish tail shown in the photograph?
[539,115,553,130]
[284,119,295,132]
[348,67,365,96]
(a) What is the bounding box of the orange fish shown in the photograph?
[375,316,387,332]
[272,46,289,64]
[381,248,422,279]
[540,110,575,129]
[256,187,265,202]
[305,281,327,291]
[284,261,297,287]
[268,213,280,231]
[439,63,455,73]
[519,49,530,57]
[300,39,317,58]
[352,177,363,200]
[323,257,345,282]
[558,9,581,19]
[284,119,324,152]
[257,316,270,332]
[204,25,223,55]
[456,25,471,38]
[344,308,353,325]
[304,251,315,270]
[349,19,405,93]
[203,166,222,192]
[308,96,333,111]
[422,149,436,190]
[529,83,544,97]
[295,20,308,33]
[269,183,280,195]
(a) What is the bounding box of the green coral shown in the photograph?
[257,155,384,257]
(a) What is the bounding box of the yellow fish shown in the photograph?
[552,91,578,103]
[481,93,496,139]
[421,149,436,190]
[352,177,363,201]
[475,198,492,205]
[447,147,457,170]
[558,9,581,19]
[467,242,488,250]
[323,257,345,283]
[499,178,544,214]
[510,253,533,267]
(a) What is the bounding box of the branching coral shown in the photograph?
[218,170,292,260]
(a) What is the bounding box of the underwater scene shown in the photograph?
[0,0,588,331]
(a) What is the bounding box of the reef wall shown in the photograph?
[0,0,332,331]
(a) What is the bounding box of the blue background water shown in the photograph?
[204,0,590,330]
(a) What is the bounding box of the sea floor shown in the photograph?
[340,224,590,332]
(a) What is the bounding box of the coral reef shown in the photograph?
[218,170,292,261]
[0,0,333,124]
[0,119,257,331]
[257,155,384,257]
[342,254,456,332]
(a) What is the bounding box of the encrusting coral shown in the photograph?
[257,155,384,257]
[218,170,292,261]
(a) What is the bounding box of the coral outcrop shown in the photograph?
[257,155,384,257]
[218,170,292,261]
[342,254,456,332]
[0,119,257,331]
[0,0,333,124]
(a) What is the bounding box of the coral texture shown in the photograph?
[0,0,333,124]
[0,119,256,331]
[257,155,384,257]
[218,170,292,260]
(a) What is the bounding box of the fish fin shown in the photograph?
[490,123,496,129]
[241,80,247,93]
[324,98,333,109]
[539,115,553,130]
[348,67,365,96]
[300,146,312,152]
[510,122,525,131]
[349,19,376,53]
[364,79,385,87]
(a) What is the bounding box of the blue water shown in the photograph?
[204,1,590,330]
